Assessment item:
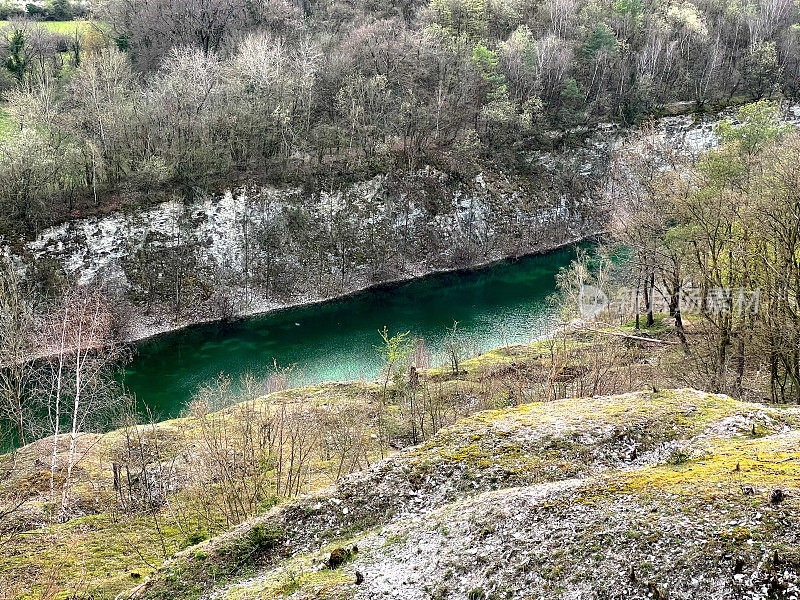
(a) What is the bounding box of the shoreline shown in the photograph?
[27,98,800,350]
[123,232,603,346]
[4,306,592,454]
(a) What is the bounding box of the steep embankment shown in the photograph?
[13,103,800,342]
[135,389,800,600]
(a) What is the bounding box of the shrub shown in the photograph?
[248,522,286,550]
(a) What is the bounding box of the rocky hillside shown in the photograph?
[134,388,800,600]
[8,102,800,341]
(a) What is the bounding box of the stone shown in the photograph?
[327,546,352,569]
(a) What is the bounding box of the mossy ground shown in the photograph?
[409,388,755,474]
[219,537,365,600]
[3,323,792,599]
[184,388,800,600]
[0,513,189,598]
[615,429,800,498]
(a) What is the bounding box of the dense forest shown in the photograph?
[1,0,800,237]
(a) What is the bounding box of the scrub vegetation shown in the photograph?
[2,309,799,598]
[0,323,673,597]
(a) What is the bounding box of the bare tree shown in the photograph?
[43,288,126,514]
[0,261,38,447]
[103,0,256,69]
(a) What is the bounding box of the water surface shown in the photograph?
[124,246,579,419]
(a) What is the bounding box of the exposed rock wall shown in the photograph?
[11,103,800,341]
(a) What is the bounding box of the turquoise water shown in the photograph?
[123,246,578,419]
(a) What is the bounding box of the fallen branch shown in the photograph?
[755,455,798,464]
[579,328,679,345]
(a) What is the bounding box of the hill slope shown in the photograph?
[135,389,800,600]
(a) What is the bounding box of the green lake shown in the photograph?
[123,245,579,420]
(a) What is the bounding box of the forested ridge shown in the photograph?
[1,0,800,236]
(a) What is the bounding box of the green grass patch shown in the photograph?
[621,313,671,335]
[0,19,98,35]
[0,511,189,599]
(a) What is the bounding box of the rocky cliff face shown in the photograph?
[11,103,800,340]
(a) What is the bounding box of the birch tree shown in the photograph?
[0,261,37,447]
[48,288,125,514]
